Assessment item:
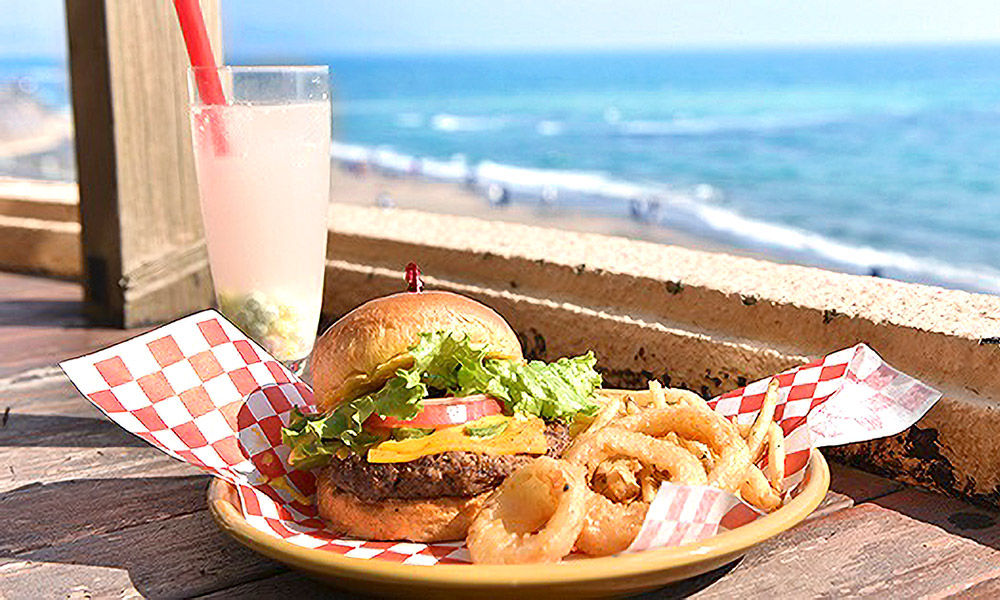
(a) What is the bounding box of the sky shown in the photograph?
[3,0,1000,60]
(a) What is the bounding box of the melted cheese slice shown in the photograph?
[367,415,548,463]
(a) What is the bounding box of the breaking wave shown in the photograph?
[331,142,1000,294]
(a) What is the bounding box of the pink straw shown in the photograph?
[173,0,228,153]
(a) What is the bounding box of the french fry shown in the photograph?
[740,464,782,512]
[648,380,667,408]
[766,421,786,491]
[664,388,708,409]
[586,398,622,435]
[640,470,658,503]
[746,378,779,460]
[566,397,623,454]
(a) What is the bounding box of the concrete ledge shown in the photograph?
[326,203,1000,509]
[324,260,809,392]
[0,178,79,222]
[0,215,80,279]
[0,179,81,279]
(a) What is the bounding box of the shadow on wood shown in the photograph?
[874,488,1000,552]
[0,413,149,448]
[0,475,285,598]
[0,300,87,328]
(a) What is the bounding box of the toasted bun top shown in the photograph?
[310,291,522,412]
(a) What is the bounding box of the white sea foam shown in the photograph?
[678,198,1000,293]
[431,114,506,132]
[476,161,620,195]
[370,147,417,172]
[421,156,471,180]
[329,142,371,163]
[330,142,1000,294]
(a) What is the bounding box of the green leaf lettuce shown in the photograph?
[282,331,602,469]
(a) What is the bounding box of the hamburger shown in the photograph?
[282,289,602,542]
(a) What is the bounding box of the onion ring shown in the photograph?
[575,492,649,556]
[741,464,782,512]
[467,457,588,564]
[564,427,708,486]
[592,458,642,503]
[664,432,716,473]
[613,405,750,492]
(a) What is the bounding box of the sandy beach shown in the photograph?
[330,163,764,260]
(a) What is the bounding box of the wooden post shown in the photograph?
[64,0,222,327]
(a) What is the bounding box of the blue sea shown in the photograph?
[6,45,1000,293]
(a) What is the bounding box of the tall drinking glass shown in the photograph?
[188,66,331,374]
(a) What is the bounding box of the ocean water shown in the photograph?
[6,46,1000,293]
[313,46,1000,294]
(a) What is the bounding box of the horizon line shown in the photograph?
[5,38,1000,63]
[227,38,1000,59]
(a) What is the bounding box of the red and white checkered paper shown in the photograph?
[60,310,940,564]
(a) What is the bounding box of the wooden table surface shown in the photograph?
[2,270,1000,599]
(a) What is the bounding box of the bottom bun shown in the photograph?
[317,474,489,542]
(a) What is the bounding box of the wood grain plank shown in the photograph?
[0,272,141,378]
[1,365,203,493]
[195,562,745,600]
[4,510,284,599]
[4,373,107,418]
[0,196,78,223]
[1,475,209,555]
[194,572,357,599]
[0,269,78,298]
[807,490,853,521]
[196,504,1000,600]
[0,327,138,379]
[873,488,1000,551]
[0,419,200,494]
[0,559,143,600]
[829,461,903,503]
[943,576,1000,598]
[1,378,201,493]
[659,504,1000,599]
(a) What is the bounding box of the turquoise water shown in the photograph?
[312,46,1000,293]
[7,46,1000,292]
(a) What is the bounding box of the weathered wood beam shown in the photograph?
[64,0,221,327]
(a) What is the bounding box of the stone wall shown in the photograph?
[324,203,1000,509]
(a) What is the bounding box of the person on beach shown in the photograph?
[488,183,510,207]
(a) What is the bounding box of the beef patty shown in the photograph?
[321,422,571,501]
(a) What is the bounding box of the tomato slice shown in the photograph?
[365,394,503,430]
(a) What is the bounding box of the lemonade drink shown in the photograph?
[189,67,331,365]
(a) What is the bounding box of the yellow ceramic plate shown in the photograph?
[208,449,829,599]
